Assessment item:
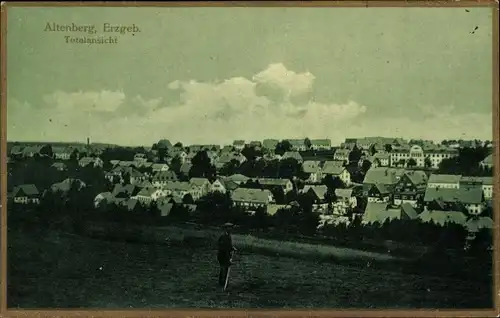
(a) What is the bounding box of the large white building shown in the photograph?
[390,145,458,168]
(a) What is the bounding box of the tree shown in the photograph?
[122,172,131,185]
[270,187,286,204]
[190,150,216,179]
[348,145,362,163]
[304,138,312,150]
[424,156,432,168]
[361,160,372,174]
[241,146,261,161]
[278,158,301,179]
[157,148,168,163]
[324,187,337,203]
[220,159,240,176]
[194,192,233,224]
[407,158,417,168]
[384,144,393,153]
[40,144,53,158]
[437,146,490,176]
[323,174,346,191]
[275,140,292,156]
[242,179,263,189]
[170,155,182,174]
[251,206,270,230]
[174,142,183,148]
[182,193,195,204]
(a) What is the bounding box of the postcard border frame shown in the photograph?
[0,1,499,317]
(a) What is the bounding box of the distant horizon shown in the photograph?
[6,135,491,149]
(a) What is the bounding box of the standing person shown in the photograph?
[217,223,237,292]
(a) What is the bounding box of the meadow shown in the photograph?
[7,226,492,309]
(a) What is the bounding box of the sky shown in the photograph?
[6,6,495,147]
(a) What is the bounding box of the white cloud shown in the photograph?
[7,63,492,146]
[252,63,316,99]
[43,90,126,113]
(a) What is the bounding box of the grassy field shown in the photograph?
[7,228,492,309]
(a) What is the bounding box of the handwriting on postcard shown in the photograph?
[44,22,141,44]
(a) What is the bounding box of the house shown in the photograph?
[333,188,358,215]
[333,149,351,163]
[390,144,458,168]
[262,139,280,151]
[94,192,114,208]
[135,180,154,189]
[256,178,294,193]
[52,146,74,160]
[12,184,40,204]
[10,145,24,158]
[478,177,493,200]
[133,188,167,204]
[225,174,250,185]
[362,202,417,225]
[220,145,235,154]
[169,150,188,163]
[189,177,212,197]
[302,160,323,184]
[51,162,68,171]
[365,183,391,203]
[50,178,86,193]
[216,152,246,170]
[361,202,392,224]
[123,168,147,185]
[249,141,262,149]
[427,174,461,189]
[423,186,485,216]
[203,151,218,165]
[179,163,193,176]
[392,170,428,207]
[465,216,494,233]
[133,153,148,164]
[210,178,239,194]
[358,156,378,169]
[112,184,140,199]
[210,179,226,193]
[163,181,201,200]
[282,151,303,163]
[105,166,125,182]
[341,138,357,150]
[418,210,468,227]
[116,161,137,168]
[310,139,331,150]
[152,171,179,188]
[79,157,104,168]
[460,176,493,200]
[233,140,246,151]
[286,139,307,151]
[322,162,351,186]
[22,145,45,158]
[121,198,142,212]
[479,153,493,169]
[157,201,174,217]
[363,167,406,188]
[373,152,390,167]
[231,188,274,208]
[303,185,328,204]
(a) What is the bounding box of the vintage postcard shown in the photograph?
[1,1,499,317]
